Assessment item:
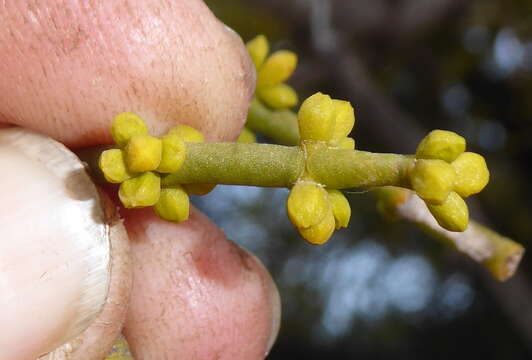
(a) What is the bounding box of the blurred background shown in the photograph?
[197,1,532,358]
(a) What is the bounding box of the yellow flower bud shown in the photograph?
[451,152,490,197]
[375,187,409,222]
[237,127,257,143]
[183,183,216,196]
[167,125,205,143]
[111,112,149,147]
[257,84,299,109]
[427,191,469,232]
[337,137,355,150]
[287,182,330,229]
[298,92,336,142]
[331,100,355,140]
[416,130,466,162]
[124,134,162,173]
[327,190,351,229]
[154,186,190,223]
[157,134,186,173]
[99,149,133,183]
[410,159,456,204]
[119,172,161,208]
[246,35,269,69]
[299,210,335,245]
[257,50,298,88]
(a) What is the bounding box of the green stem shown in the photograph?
[308,150,413,189]
[246,98,300,145]
[247,101,524,281]
[162,143,304,188]
[161,143,414,189]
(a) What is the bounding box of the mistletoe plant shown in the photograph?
[94,35,522,281]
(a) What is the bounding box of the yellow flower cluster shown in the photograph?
[410,130,490,231]
[298,92,356,149]
[287,182,351,245]
[99,113,212,223]
[246,35,299,110]
[236,127,257,143]
[285,92,356,245]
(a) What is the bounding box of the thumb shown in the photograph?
[0,128,131,360]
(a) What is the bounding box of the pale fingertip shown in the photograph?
[0,128,115,359]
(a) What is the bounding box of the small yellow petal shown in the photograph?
[246,35,270,69]
[331,100,355,140]
[124,135,162,173]
[297,92,336,142]
[183,183,216,196]
[416,130,466,162]
[337,137,355,150]
[157,135,186,173]
[451,152,490,197]
[237,127,257,143]
[410,159,456,204]
[299,210,335,245]
[119,172,161,208]
[327,189,351,229]
[427,191,469,232]
[287,182,330,229]
[257,50,298,88]
[111,113,148,147]
[167,125,205,143]
[257,84,299,109]
[154,186,190,223]
[99,149,133,183]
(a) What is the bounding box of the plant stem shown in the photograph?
[374,187,524,281]
[162,143,304,188]
[246,98,300,145]
[247,102,524,281]
[161,143,414,189]
[308,149,413,189]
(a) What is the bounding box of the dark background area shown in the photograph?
[195,1,532,358]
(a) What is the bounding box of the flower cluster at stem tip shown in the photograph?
[97,34,490,247]
[99,113,214,223]
[410,130,489,231]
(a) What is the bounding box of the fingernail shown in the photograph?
[0,128,111,359]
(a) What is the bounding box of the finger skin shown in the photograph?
[123,208,280,360]
[0,0,254,145]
